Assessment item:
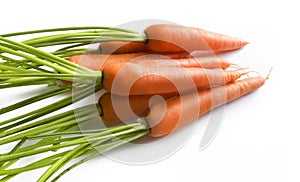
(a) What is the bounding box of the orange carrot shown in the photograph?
[144,24,248,53]
[68,52,146,71]
[177,57,231,69]
[68,52,189,71]
[99,41,147,54]
[133,56,231,69]
[99,92,177,123]
[146,76,265,137]
[103,62,244,95]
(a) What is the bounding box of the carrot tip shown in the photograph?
[266,67,273,80]
[229,63,246,70]
[244,69,262,78]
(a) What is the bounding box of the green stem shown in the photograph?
[52,130,148,181]
[56,43,88,51]
[38,133,116,182]
[17,125,82,154]
[0,124,148,181]
[0,87,70,114]
[0,123,146,162]
[23,31,109,45]
[52,50,87,59]
[0,55,52,73]
[0,41,80,74]
[1,26,139,37]
[27,123,142,141]
[0,73,99,78]
[37,143,90,182]
[26,129,111,138]
[0,77,62,85]
[0,110,97,180]
[27,36,146,48]
[0,104,97,143]
[22,30,142,47]
[0,151,68,176]
[28,38,98,48]
[52,48,87,55]
[0,79,56,89]
[0,64,40,73]
[0,36,93,74]
[0,43,73,74]
[0,138,26,168]
[0,84,102,133]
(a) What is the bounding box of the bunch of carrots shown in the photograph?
[0,23,267,181]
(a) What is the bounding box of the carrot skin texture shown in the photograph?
[103,62,243,95]
[68,52,146,71]
[145,24,248,53]
[146,77,266,137]
[133,57,230,69]
[99,92,177,123]
[100,41,147,54]
[176,57,231,69]
[68,52,189,71]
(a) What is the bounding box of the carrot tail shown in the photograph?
[146,76,266,137]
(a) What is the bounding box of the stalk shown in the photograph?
[0,122,148,162]
[0,130,147,181]
[0,84,102,133]
[1,26,140,37]
[0,37,92,74]
[0,78,57,89]
[0,120,149,181]
[0,106,97,144]
[0,87,70,114]
[22,31,142,46]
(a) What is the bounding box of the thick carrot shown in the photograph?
[99,92,177,123]
[145,24,248,53]
[99,41,147,54]
[103,62,244,95]
[146,76,265,137]
[68,52,189,71]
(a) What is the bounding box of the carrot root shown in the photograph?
[145,24,248,53]
[146,76,266,137]
[103,62,243,96]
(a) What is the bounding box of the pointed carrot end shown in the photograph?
[242,40,249,46]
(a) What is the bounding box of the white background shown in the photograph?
[1,0,299,181]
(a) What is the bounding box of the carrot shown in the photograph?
[99,41,147,54]
[146,76,265,137]
[103,62,244,95]
[68,52,146,71]
[99,92,177,123]
[68,52,189,71]
[144,24,248,53]
[178,57,231,69]
[70,53,230,71]
[133,56,231,69]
